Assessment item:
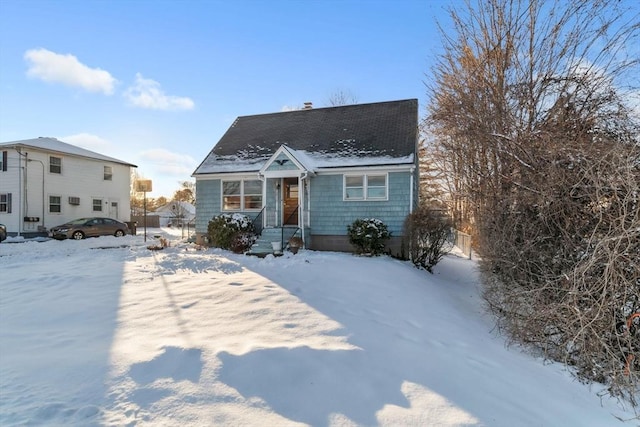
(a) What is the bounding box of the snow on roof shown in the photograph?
[193,151,415,175]
[0,137,137,167]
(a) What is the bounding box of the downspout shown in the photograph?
[258,173,266,227]
[16,148,24,237]
[409,165,416,263]
[409,166,415,213]
[301,172,308,247]
[27,158,45,229]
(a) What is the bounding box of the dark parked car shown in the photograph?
[0,223,6,242]
[49,217,129,240]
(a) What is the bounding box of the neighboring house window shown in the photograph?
[50,156,62,174]
[104,166,113,181]
[93,199,103,212]
[49,196,61,213]
[1,151,7,172]
[0,193,11,212]
[344,174,388,201]
[222,180,262,211]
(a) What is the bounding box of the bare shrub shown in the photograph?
[405,206,453,273]
[427,0,640,406]
[480,144,640,404]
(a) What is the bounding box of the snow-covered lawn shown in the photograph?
[0,229,636,426]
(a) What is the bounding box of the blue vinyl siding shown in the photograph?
[310,171,411,236]
[196,178,270,233]
[195,179,221,234]
[197,171,413,236]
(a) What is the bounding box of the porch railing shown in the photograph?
[281,206,301,249]
[252,206,266,236]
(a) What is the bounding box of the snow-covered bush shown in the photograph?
[347,218,391,256]
[207,213,256,253]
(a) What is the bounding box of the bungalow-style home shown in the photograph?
[0,137,137,237]
[155,200,196,227]
[192,99,419,255]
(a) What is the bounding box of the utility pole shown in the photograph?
[136,180,152,242]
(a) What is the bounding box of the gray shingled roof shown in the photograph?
[0,137,136,167]
[194,99,418,174]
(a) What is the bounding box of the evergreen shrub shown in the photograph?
[207,213,256,253]
[347,218,391,256]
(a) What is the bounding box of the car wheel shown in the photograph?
[72,231,85,240]
[114,229,125,237]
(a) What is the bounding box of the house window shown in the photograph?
[49,195,61,213]
[344,174,388,201]
[1,151,7,172]
[366,175,387,199]
[93,199,103,212]
[243,180,262,210]
[345,176,364,199]
[50,156,62,174]
[222,180,262,211]
[0,193,11,213]
[104,166,113,181]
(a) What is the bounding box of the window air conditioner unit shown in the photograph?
[68,196,81,205]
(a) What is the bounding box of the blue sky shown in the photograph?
[0,0,448,197]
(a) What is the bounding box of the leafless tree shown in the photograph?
[173,180,195,204]
[427,0,640,406]
[326,89,359,106]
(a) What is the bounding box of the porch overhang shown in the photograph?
[259,145,315,178]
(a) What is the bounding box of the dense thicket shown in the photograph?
[427,0,639,405]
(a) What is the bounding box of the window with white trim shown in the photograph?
[49,195,62,213]
[344,174,388,201]
[222,180,262,211]
[49,156,62,174]
[0,193,11,213]
[104,165,113,180]
[93,198,103,212]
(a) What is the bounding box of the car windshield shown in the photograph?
[67,218,91,225]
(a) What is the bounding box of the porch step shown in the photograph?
[247,227,304,256]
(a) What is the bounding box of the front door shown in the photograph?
[283,178,298,226]
[109,201,119,219]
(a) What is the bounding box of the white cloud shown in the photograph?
[124,73,194,111]
[24,48,116,95]
[139,148,197,176]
